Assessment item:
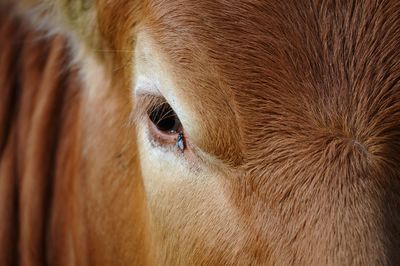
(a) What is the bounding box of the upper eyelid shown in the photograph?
[134,75,161,96]
[132,92,168,125]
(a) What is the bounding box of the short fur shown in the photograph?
[0,0,399,265]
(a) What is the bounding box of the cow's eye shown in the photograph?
[147,102,186,151]
[148,103,182,134]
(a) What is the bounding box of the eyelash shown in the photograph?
[135,94,186,152]
[148,102,182,133]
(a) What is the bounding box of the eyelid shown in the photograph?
[134,93,204,164]
[135,93,188,153]
[134,75,161,96]
[133,92,194,149]
[132,92,167,126]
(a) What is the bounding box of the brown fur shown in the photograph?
[1,0,400,265]
[0,5,84,265]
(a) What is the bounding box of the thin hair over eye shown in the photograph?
[132,93,183,135]
[131,93,168,126]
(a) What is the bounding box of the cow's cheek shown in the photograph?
[137,127,249,264]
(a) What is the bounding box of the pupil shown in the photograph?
[149,103,180,133]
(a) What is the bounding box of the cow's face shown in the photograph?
[132,3,400,264]
[21,0,400,264]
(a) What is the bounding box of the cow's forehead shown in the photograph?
[141,0,337,119]
[138,0,400,169]
[143,0,295,81]
[140,1,309,156]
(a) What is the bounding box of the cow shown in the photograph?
[0,0,399,265]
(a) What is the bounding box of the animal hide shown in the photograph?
[0,3,83,265]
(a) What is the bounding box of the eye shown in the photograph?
[147,102,186,151]
[148,103,182,134]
